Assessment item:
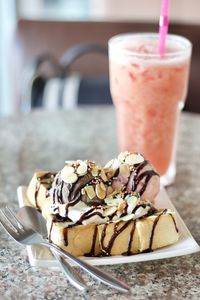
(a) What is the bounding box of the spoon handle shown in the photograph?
[51,249,88,293]
[42,241,130,293]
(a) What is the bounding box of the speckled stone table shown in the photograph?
[0,107,200,300]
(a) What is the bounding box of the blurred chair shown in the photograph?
[14,19,200,113]
[21,43,112,111]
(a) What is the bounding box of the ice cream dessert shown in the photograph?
[47,192,178,256]
[26,152,179,257]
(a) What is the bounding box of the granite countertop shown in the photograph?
[0,107,200,300]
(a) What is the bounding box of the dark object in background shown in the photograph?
[31,76,46,107]
[21,44,112,111]
[77,76,112,105]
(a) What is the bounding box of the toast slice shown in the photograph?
[46,210,179,256]
[27,171,56,218]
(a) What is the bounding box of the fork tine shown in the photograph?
[0,209,20,232]
[5,206,24,229]
[0,213,19,240]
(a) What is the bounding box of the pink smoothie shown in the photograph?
[109,34,191,176]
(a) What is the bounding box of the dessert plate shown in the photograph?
[17,186,200,267]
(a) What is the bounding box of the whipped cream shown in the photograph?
[51,192,155,226]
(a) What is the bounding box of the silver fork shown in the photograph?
[0,208,130,293]
[6,206,88,294]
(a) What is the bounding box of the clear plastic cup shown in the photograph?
[109,33,192,185]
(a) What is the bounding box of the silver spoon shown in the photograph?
[17,206,88,293]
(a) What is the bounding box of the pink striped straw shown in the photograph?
[158,0,170,55]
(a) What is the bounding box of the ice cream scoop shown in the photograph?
[51,160,109,208]
[126,159,160,202]
[104,152,160,202]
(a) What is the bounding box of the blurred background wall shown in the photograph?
[0,0,200,115]
[17,0,200,24]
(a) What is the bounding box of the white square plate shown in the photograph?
[17,186,200,267]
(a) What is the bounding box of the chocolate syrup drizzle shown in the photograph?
[113,159,159,197]
[148,209,167,251]
[34,172,55,209]
[136,160,149,173]
[34,181,40,209]
[85,225,98,257]
[48,220,54,243]
[134,170,159,196]
[52,171,94,206]
[63,228,68,246]
[100,209,169,256]
[132,160,159,196]
[59,181,64,204]
[101,220,133,256]
[169,214,179,233]
[122,220,136,256]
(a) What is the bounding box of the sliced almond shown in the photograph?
[118,151,129,162]
[61,166,75,176]
[96,184,106,199]
[118,201,127,213]
[101,169,108,182]
[112,159,120,170]
[125,153,144,165]
[103,206,117,216]
[106,193,114,200]
[100,182,106,191]
[91,165,99,177]
[64,160,76,165]
[119,164,130,178]
[127,195,138,203]
[104,159,114,169]
[105,168,115,179]
[84,185,96,199]
[106,186,113,196]
[126,196,138,214]
[105,196,123,205]
[77,163,88,176]
[133,153,145,164]
[61,172,78,184]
